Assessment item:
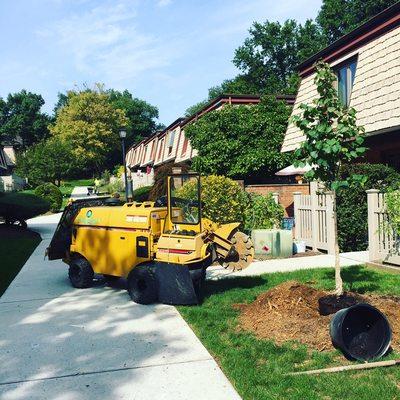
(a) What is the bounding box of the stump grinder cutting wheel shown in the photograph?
[223,231,254,271]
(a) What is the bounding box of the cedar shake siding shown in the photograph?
[282,3,400,154]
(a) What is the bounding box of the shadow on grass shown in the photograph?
[322,265,388,293]
[203,276,267,299]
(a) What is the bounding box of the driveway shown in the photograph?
[0,213,241,400]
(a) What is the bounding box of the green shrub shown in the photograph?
[0,192,50,222]
[104,180,124,195]
[101,170,111,185]
[132,186,152,202]
[337,163,400,252]
[178,175,248,225]
[34,183,63,212]
[244,193,284,231]
[113,165,125,178]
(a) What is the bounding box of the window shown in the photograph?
[167,130,175,155]
[335,58,357,107]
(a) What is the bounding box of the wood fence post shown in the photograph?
[310,181,318,251]
[367,189,380,262]
[293,192,302,241]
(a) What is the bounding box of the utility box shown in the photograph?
[251,229,293,258]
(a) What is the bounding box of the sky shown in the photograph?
[0,0,321,126]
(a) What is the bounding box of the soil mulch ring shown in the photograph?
[235,281,400,353]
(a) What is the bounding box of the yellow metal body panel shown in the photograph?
[71,203,167,278]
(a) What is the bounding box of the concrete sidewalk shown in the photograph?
[70,186,97,200]
[0,214,241,400]
[207,251,369,280]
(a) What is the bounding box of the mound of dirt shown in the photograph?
[236,281,400,352]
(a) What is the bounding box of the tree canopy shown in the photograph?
[184,96,292,180]
[50,89,129,173]
[0,90,51,149]
[317,0,397,43]
[16,136,78,187]
[53,87,161,148]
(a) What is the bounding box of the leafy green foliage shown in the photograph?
[185,19,325,114]
[317,0,398,43]
[0,192,50,221]
[131,186,152,202]
[103,180,124,195]
[244,193,284,231]
[292,61,367,191]
[16,137,77,187]
[107,89,160,146]
[34,183,63,213]
[292,61,367,294]
[337,163,400,252]
[386,190,400,237]
[234,20,326,94]
[50,88,129,174]
[177,175,249,225]
[0,90,51,148]
[185,96,292,180]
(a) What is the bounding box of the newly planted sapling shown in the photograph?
[291,61,367,295]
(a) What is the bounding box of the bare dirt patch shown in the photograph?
[236,281,400,352]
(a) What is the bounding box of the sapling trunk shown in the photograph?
[332,190,343,295]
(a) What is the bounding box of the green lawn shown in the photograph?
[0,226,41,296]
[178,265,400,400]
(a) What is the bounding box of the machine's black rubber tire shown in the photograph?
[68,257,94,288]
[127,265,157,304]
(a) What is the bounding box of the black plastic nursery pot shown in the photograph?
[330,303,392,361]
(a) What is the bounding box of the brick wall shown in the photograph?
[245,183,310,217]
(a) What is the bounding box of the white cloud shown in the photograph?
[37,1,178,86]
[157,0,172,7]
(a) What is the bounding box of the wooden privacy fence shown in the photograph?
[367,189,400,265]
[293,182,335,254]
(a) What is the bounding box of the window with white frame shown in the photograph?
[334,57,357,107]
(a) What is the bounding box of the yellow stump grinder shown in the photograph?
[47,173,254,305]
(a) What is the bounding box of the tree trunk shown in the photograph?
[332,190,343,295]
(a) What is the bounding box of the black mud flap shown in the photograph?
[47,197,113,260]
[154,262,200,305]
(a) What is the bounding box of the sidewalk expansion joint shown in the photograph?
[0,357,213,386]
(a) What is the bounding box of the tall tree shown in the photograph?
[233,19,326,94]
[0,90,50,148]
[50,89,128,173]
[184,96,292,180]
[16,136,77,187]
[291,61,367,295]
[106,89,160,147]
[317,0,398,43]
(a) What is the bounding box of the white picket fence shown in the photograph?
[293,182,335,254]
[367,189,400,265]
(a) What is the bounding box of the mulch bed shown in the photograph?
[235,281,400,352]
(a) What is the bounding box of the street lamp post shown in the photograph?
[119,129,129,201]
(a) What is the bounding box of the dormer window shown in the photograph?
[335,57,357,107]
